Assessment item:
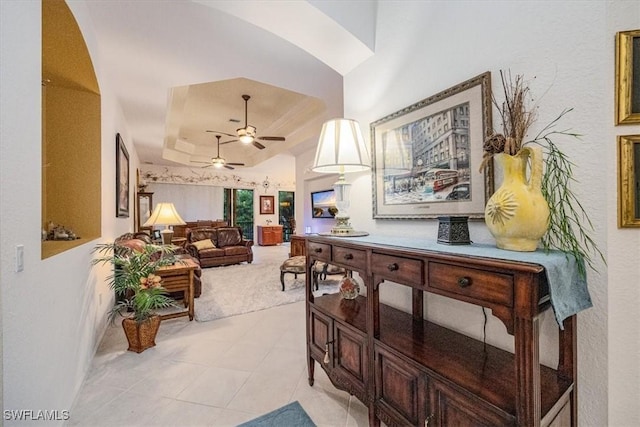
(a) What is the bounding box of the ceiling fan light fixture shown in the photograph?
[237,126,256,144]
[211,157,225,168]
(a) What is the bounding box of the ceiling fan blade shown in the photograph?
[220,139,239,145]
[227,162,245,166]
[252,141,265,150]
[206,130,236,138]
[224,165,235,170]
[257,136,285,141]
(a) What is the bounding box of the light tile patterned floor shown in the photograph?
[66,246,369,427]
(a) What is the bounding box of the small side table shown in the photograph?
[155,258,198,320]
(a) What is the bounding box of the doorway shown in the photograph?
[278,191,295,242]
[224,188,254,240]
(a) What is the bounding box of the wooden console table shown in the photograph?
[305,235,581,427]
[155,257,198,321]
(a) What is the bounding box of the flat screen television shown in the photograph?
[311,189,337,218]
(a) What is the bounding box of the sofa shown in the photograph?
[114,232,203,297]
[186,226,253,268]
[173,220,228,239]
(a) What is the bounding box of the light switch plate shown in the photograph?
[16,245,24,272]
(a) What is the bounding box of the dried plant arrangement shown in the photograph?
[481,70,604,277]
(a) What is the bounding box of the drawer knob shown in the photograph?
[314,247,323,253]
[457,277,471,287]
[343,253,354,260]
[387,263,399,271]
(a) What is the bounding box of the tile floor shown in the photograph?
[66,246,370,427]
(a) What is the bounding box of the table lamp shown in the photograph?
[143,202,186,244]
[312,118,371,236]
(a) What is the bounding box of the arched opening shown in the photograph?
[42,0,101,258]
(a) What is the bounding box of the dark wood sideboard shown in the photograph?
[305,235,576,427]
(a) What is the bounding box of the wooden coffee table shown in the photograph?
[155,257,198,320]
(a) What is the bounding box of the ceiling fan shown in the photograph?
[207,94,286,150]
[192,135,245,170]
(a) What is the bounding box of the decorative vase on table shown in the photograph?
[122,315,161,353]
[339,276,361,300]
[484,146,550,252]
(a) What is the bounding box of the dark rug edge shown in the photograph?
[237,401,316,427]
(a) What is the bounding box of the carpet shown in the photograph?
[194,244,340,322]
[238,401,315,427]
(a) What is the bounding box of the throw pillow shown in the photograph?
[192,239,215,250]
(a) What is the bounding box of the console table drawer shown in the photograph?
[333,245,366,269]
[372,253,423,287]
[428,262,513,307]
[308,241,331,262]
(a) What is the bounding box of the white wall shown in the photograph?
[335,1,639,425]
[0,1,140,422]
[141,155,296,237]
[148,183,225,221]
[606,2,640,425]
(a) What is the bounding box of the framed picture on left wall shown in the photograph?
[116,133,130,218]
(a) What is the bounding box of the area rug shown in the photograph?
[194,244,340,322]
[238,401,315,427]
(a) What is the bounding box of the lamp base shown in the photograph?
[160,229,174,245]
[318,216,369,237]
[318,230,369,237]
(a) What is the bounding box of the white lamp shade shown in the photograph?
[312,119,371,173]
[143,202,186,227]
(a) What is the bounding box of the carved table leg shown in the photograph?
[559,315,577,427]
[308,356,315,386]
[514,316,541,426]
[369,404,380,427]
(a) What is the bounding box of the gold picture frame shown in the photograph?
[615,29,640,125]
[618,135,640,227]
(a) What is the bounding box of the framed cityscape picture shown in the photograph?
[371,72,493,219]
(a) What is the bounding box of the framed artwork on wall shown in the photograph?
[260,195,275,215]
[371,72,493,219]
[116,133,130,218]
[615,29,640,125]
[618,134,640,227]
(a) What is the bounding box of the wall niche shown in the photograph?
[42,0,101,258]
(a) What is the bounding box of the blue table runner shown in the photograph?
[318,234,592,328]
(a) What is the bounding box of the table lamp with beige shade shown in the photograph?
[311,118,371,236]
[143,202,186,244]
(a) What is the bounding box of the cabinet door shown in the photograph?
[429,379,513,427]
[333,322,367,397]
[309,308,332,363]
[375,345,429,427]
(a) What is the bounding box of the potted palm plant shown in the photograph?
[92,242,178,353]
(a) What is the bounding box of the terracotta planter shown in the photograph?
[122,315,161,353]
[485,146,550,251]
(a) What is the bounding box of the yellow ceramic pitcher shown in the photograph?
[485,146,550,251]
